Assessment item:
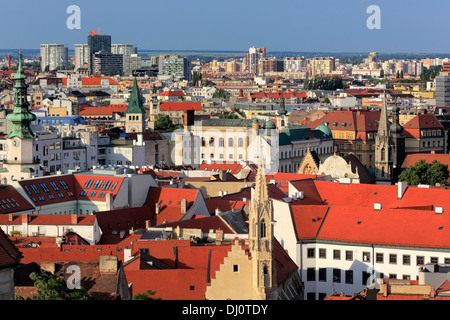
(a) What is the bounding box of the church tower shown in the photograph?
[2,49,39,182]
[125,78,145,133]
[375,92,394,182]
[249,146,277,299]
[390,103,405,181]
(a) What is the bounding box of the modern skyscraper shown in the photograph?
[87,32,111,73]
[92,51,123,75]
[40,44,69,71]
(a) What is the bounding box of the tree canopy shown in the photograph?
[15,272,92,300]
[154,114,183,131]
[398,159,449,186]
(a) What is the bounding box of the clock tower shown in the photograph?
[1,49,39,183]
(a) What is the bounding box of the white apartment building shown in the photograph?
[273,179,450,300]
[40,44,69,71]
[74,44,91,70]
[284,57,307,73]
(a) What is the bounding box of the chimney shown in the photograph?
[71,214,78,225]
[99,255,118,274]
[374,203,382,211]
[145,220,151,229]
[180,199,188,214]
[398,181,408,199]
[155,202,160,214]
[123,248,133,263]
[21,214,29,224]
[220,170,227,181]
[106,193,114,211]
[8,214,13,222]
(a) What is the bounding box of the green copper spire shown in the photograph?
[6,49,36,139]
[278,92,287,116]
[126,78,145,114]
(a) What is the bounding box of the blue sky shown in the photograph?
[4,0,450,53]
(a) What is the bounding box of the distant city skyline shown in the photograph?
[3,0,450,53]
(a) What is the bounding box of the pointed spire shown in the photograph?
[126,77,145,114]
[6,49,35,139]
[253,140,269,215]
[377,90,390,137]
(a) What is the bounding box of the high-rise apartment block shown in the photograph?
[245,47,266,75]
[160,56,191,81]
[74,44,91,70]
[435,73,450,107]
[311,57,335,76]
[40,44,69,71]
[283,57,307,73]
[111,44,137,56]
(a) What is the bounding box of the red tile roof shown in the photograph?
[78,104,128,116]
[0,185,34,214]
[0,227,22,268]
[0,214,96,226]
[158,90,185,97]
[18,174,124,205]
[62,77,118,86]
[199,161,244,175]
[159,102,202,111]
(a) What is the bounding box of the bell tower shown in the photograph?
[125,78,145,133]
[249,144,277,299]
[2,49,39,182]
[375,92,394,183]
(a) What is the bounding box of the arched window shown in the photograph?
[260,219,267,238]
[228,138,234,147]
[219,137,224,147]
[381,147,385,161]
[238,138,244,148]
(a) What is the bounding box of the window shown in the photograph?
[233,265,239,272]
[389,254,397,264]
[345,270,353,284]
[307,268,315,281]
[430,257,438,264]
[92,180,104,190]
[363,252,371,262]
[362,271,371,285]
[102,180,112,191]
[83,179,94,189]
[333,250,341,260]
[376,253,384,263]
[403,255,411,265]
[417,256,424,266]
[345,250,353,261]
[318,268,327,282]
[307,248,315,258]
[228,138,234,147]
[219,138,224,147]
[319,248,326,259]
[111,181,118,191]
[389,274,397,279]
[333,269,341,283]
[39,183,50,193]
[30,184,40,194]
[238,138,244,148]
[49,181,59,191]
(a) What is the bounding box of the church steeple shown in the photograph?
[125,78,146,133]
[375,91,394,182]
[6,49,36,139]
[249,144,277,299]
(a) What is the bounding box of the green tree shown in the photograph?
[21,272,92,300]
[212,88,228,99]
[132,290,161,300]
[379,69,384,78]
[192,71,202,86]
[398,159,449,186]
[218,113,238,119]
[154,114,182,131]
